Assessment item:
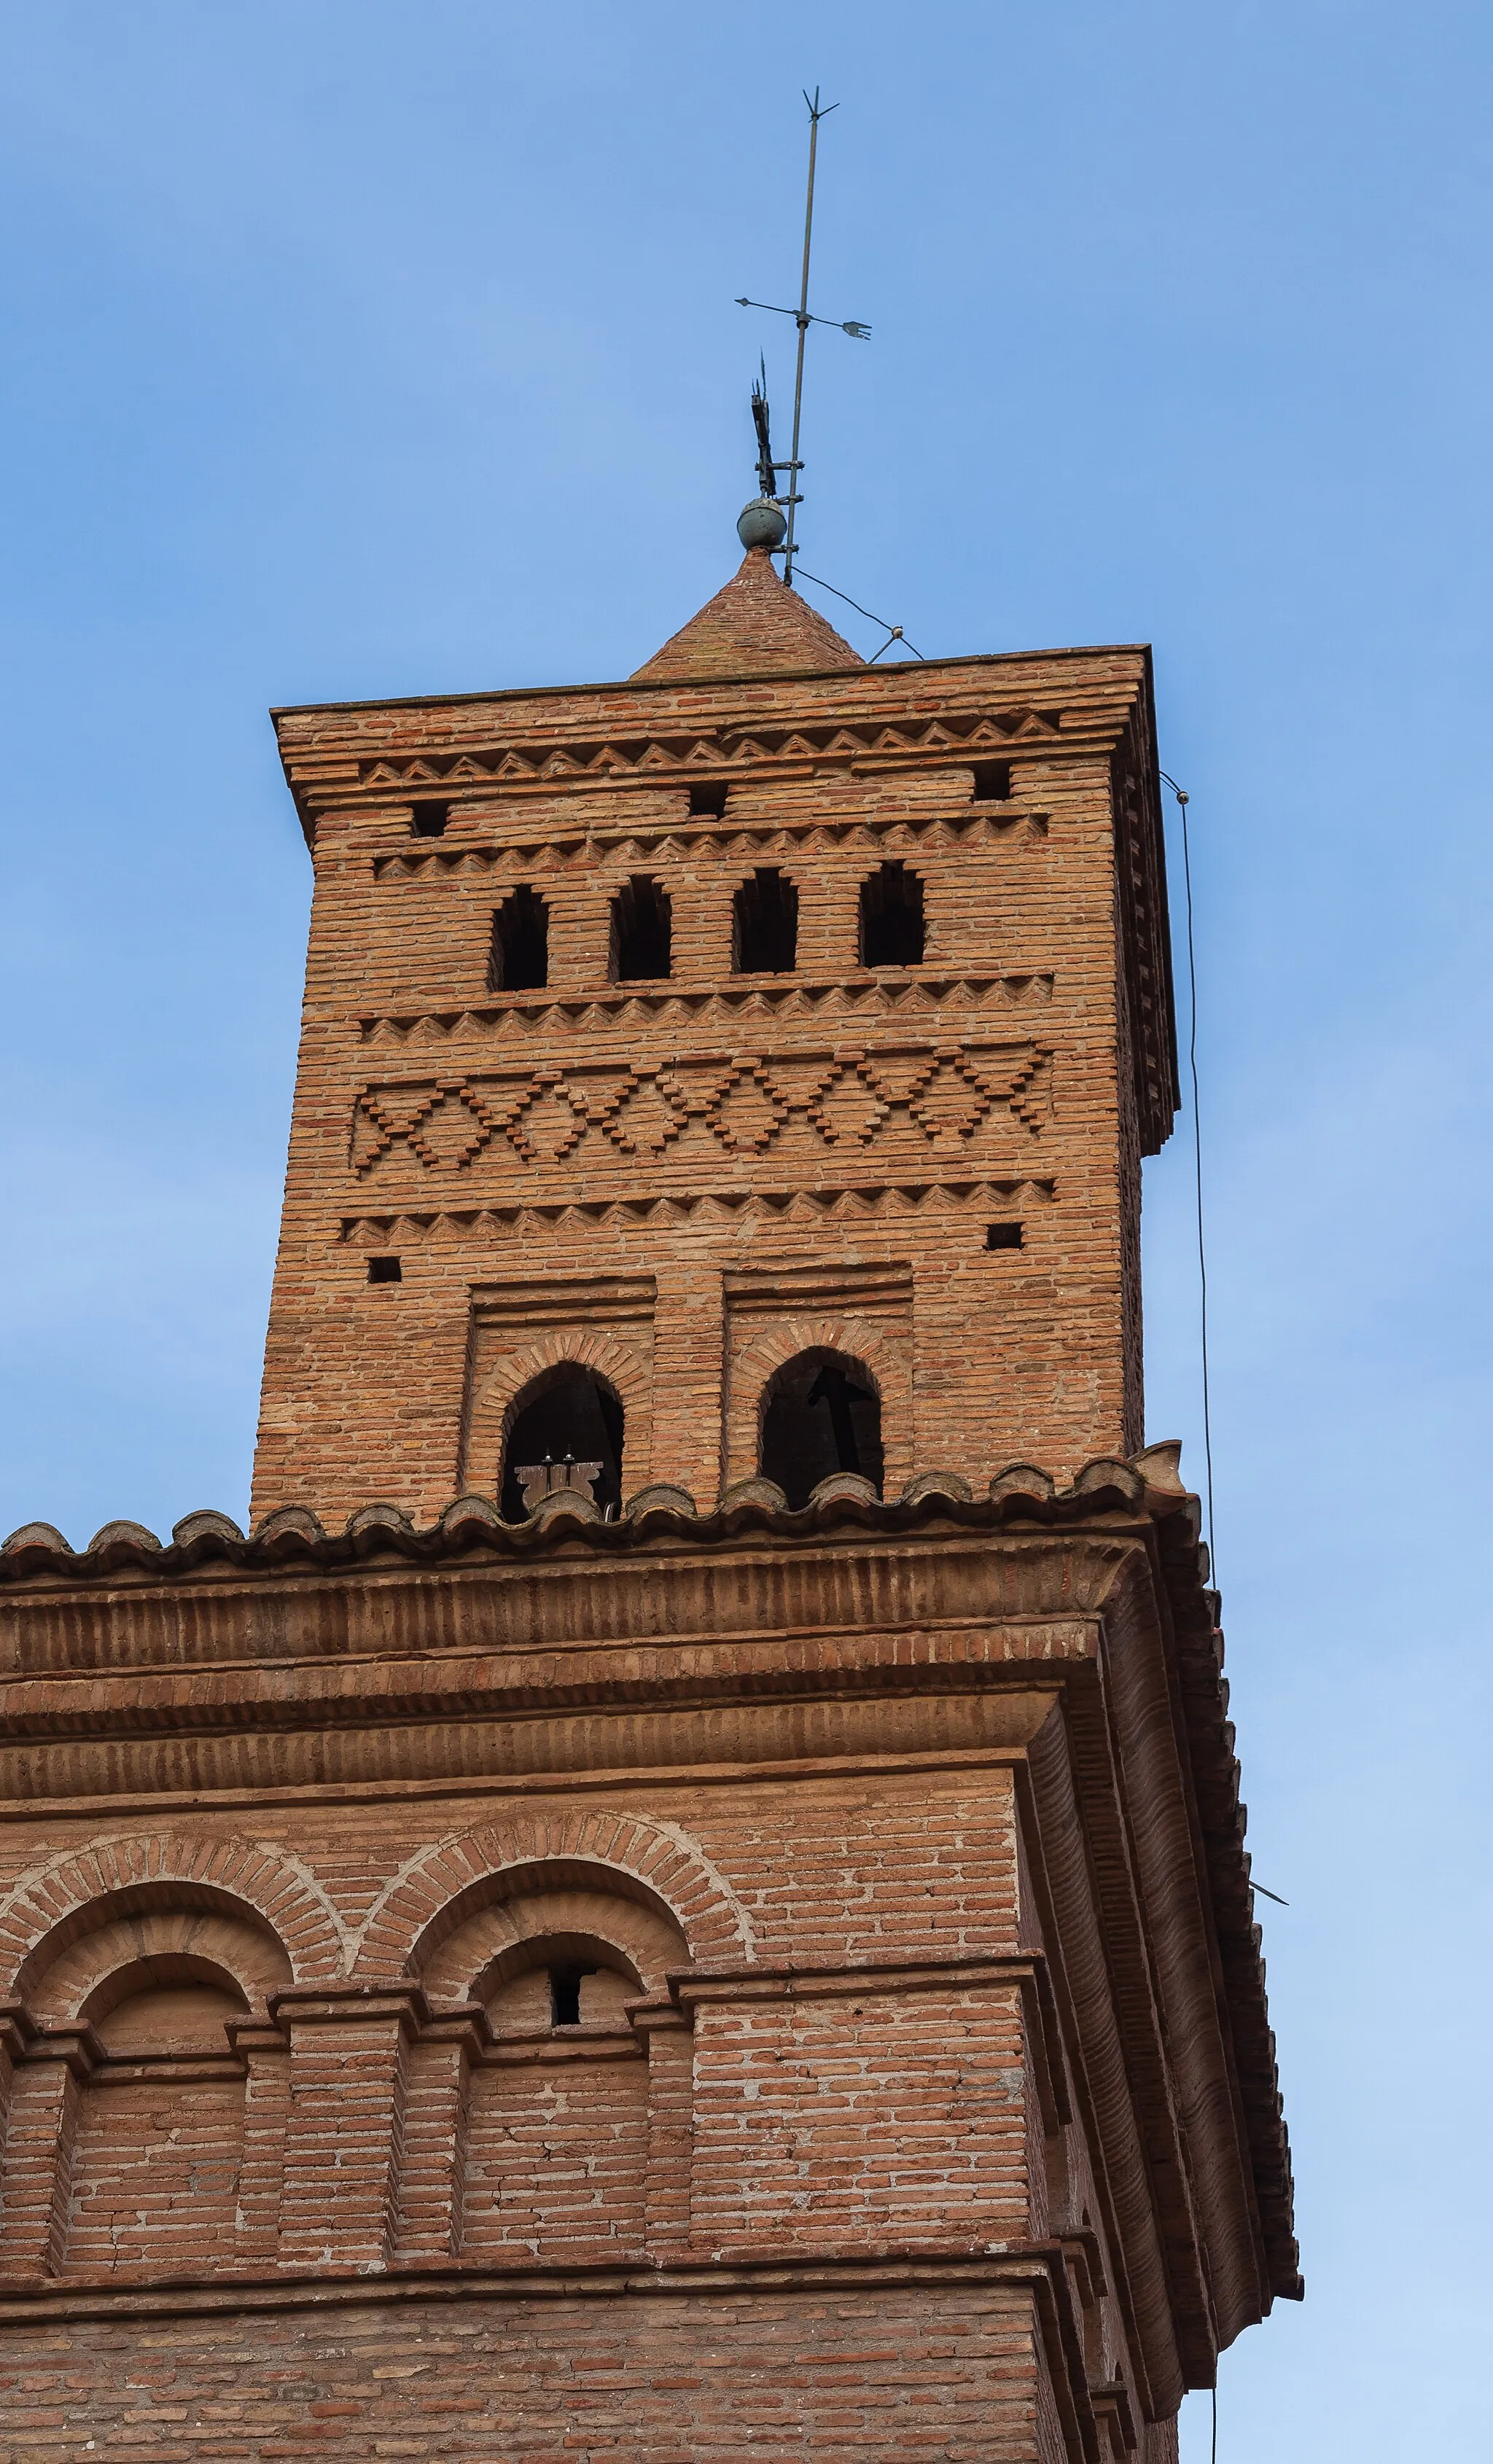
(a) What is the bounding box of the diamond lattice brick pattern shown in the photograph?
[349,1045,1050,1174]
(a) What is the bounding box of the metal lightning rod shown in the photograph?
[736,88,869,587]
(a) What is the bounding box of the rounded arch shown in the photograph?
[498,1361,625,1521]
[25,1903,290,2027]
[723,1312,913,1497]
[75,1952,254,2057]
[0,1833,346,2005]
[466,1330,652,1503]
[416,1869,689,2007]
[351,1812,754,1984]
[759,1345,885,1509]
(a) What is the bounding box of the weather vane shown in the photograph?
[736,87,869,587]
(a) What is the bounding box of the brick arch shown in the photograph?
[418,1878,690,2004]
[466,1332,653,1500]
[0,1834,348,2002]
[724,1314,913,1494]
[351,1812,755,1981]
[28,1906,292,2026]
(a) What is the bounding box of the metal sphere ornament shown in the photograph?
[737,496,788,551]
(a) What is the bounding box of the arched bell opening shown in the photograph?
[499,1363,625,1521]
[758,1346,884,1510]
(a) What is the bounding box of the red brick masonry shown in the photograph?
[0,1470,1297,2461]
[0,557,1295,2460]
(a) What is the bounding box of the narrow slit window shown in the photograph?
[733,868,798,973]
[859,861,925,967]
[610,875,672,981]
[550,1965,588,2027]
[488,884,549,992]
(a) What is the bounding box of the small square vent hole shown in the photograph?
[367,1255,403,1284]
[985,1222,1023,1252]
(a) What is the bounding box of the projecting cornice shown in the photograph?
[0,1450,1295,2347]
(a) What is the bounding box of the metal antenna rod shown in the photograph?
[784,87,835,588]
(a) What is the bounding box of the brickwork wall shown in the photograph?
[253,642,1173,1524]
[0,1758,1163,2460]
[0,1488,1295,2457]
[687,1981,1032,2253]
[461,2048,650,2258]
[0,2282,1185,2464]
[66,2075,243,2277]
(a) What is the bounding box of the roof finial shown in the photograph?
[736,88,869,583]
[738,359,789,551]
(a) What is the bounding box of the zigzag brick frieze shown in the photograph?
[370,808,1049,880]
[348,707,1066,803]
[356,972,1056,1046]
[348,1042,1051,1180]
[335,1177,1057,1244]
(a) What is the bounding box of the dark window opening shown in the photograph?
[971,762,1012,802]
[488,884,549,992]
[367,1255,402,1284]
[610,875,672,981]
[733,868,799,973]
[500,1364,625,1521]
[986,1221,1024,1251]
[410,800,451,838]
[549,1964,593,2027]
[760,1349,884,1511]
[859,861,925,967]
[689,779,729,817]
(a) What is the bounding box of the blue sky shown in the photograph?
[3,4,1489,2452]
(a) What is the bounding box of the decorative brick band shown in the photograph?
[337,1177,1056,1243]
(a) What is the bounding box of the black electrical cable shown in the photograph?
[792,564,925,659]
[1161,771,1216,1588]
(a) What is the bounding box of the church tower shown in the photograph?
[0,529,1298,2462]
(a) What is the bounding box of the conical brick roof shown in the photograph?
[632,545,862,682]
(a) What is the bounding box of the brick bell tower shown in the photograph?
[0,518,1298,2463]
